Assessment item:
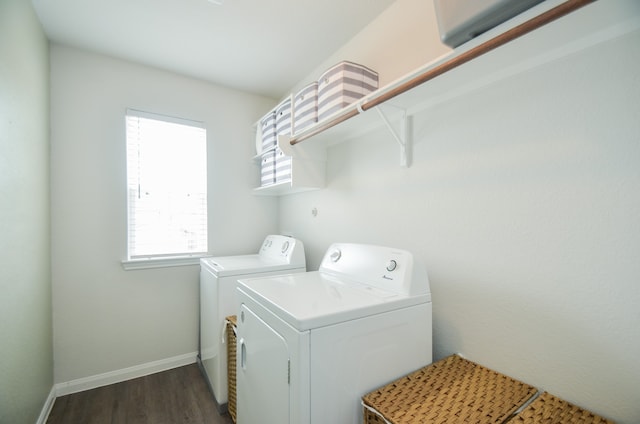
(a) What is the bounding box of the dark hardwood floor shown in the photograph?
[47,364,234,424]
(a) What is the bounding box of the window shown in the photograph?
[125,109,207,264]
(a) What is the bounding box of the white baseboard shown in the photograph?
[37,386,57,424]
[55,351,198,397]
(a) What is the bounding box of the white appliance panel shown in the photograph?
[238,271,430,331]
[199,266,219,365]
[199,235,306,409]
[200,267,304,406]
[237,304,289,424]
[235,243,432,424]
[309,303,432,423]
[237,289,311,424]
[236,288,432,424]
[318,243,429,296]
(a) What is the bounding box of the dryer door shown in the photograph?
[237,303,290,424]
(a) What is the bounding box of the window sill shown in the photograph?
[121,255,208,271]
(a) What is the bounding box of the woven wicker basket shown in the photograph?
[362,354,537,424]
[510,392,614,424]
[226,315,238,424]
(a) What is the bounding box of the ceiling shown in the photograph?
[32,0,395,99]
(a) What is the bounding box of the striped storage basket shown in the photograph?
[362,354,537,424]
[317,61,378,122]
[276,97,292,138]
[259,111,277,153]
[225,315,238,424]
[293,82,318,133]
[274,148,292,183]
[260,151,276,186]
[275,97,292,183]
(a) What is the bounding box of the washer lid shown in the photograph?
[200,255,302,277]
[237,271,431,331]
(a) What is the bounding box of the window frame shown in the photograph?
[121,108,209,270]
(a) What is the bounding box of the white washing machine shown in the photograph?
[235,243,432,424]
[198,235,306,410]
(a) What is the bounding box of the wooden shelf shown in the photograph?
[288,0,636,149]
[253,181,322,196]
[252,0,639,193]
[252,135,326,196]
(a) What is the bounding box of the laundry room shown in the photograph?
[2,0,639,423]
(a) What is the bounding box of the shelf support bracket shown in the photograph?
[374,106,412,168]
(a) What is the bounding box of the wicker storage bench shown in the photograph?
[226,315,238,423]
[362,355,615,424]
[510,392,614,424]
[362,354,537,424]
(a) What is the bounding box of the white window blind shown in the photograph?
[126,109,208,260]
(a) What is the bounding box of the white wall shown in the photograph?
[279,1,640,423]
[288,0,450,96]
[0,0,53,422]
[50,45,278,384]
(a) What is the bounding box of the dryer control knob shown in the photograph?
[386,260,398,272]
[330,249,342,262]
[281,241,290,253]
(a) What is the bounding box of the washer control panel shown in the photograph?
[258,235,306,267]
[318,243,430,297]
[386,260,398,272]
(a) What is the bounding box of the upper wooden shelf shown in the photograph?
[287,0,636,149]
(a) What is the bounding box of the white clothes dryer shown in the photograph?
[198,235,305,411]
[235,243,432,424]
